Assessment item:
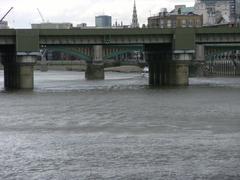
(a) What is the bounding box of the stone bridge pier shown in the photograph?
[0,46,37,89]
[145,44,193,86]
[146,44,172,86]
[170,50,192,85]
[0,30,39,90]
[85,45,105,80]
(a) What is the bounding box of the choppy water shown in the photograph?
[0,70,240,180]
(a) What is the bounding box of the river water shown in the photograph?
[0,70,240,180]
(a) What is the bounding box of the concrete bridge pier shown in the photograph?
[169,51,192,86]
[147,50,192,87]
[85,45,105,80]
[2,62,18,89]
[1,53,37,89]
[148,61,170,86]
[15,54,37,89]
[146,44,172,87]
[0,46,17,89]
[169,61,189,86]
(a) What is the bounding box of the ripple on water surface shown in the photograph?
[0,70,240,179]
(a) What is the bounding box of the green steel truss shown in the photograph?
[44,45,144,62]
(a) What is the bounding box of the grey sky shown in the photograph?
[0,0,194,28]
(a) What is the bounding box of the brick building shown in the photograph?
[148,6,203,28]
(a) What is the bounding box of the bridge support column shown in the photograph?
[3,62,19,89]
[148,52,192,86]
[16,55,36,89]
[169,61,189,86]
[85,64,104,80]
[169,51,193,86]
[2,54,37,90]
[145,44,172,87]
[148,61,170,86]
[85,45,104,80]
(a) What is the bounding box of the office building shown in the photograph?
[95,15,112,28]
[230,0,240,22]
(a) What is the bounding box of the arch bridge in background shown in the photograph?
[42,45,144,62]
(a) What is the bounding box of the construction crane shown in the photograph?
[37,8,45,23]
[0,7,14,22]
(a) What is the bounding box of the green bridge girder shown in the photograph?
[103,45,143,59]
[44,45,144,61]
[46,46,92,62]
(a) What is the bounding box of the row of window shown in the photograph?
[149,18,202,28]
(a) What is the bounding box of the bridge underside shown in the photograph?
[0,43,190,90]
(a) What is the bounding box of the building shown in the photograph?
[230,0,236,21]
[194,0,233,25]
[31,22,73,29]
[95,15,112,28]
[236,0,240,22]
[148,7,203,28]
[131,0,139,28]
[230,0,240,23]
[77,23,87,28]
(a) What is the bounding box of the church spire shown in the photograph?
[131,0,139,28]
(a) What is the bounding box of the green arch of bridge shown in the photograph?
[47,47,92,62]
[103,45,143,59]
[45,45,143,61]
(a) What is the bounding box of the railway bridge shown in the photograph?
[1,27,240,89]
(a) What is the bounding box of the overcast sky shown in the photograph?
[1,0,194,28]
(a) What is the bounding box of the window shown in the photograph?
[188,19,193,27]
[181,19,186,27]
[160,19,164,28]
[167,20,172,28]
[195,19,201,27]
[172,20,176,28]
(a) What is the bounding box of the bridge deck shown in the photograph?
[1,27,240,49]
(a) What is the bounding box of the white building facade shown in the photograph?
[194,0,231,25]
